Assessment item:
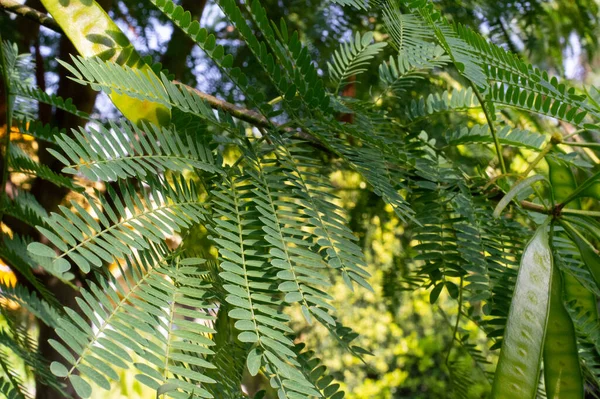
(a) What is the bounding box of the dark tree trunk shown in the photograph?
[4,0,202,397]
[29,2,112,398]
[160,0,208,82]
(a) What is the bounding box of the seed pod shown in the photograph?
[548,156,598,308]
[544,156,585,399]
[491,219,552,399]
[561,220,600,290]
[543,261,583,398]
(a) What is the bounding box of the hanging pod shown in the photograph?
[548,156,600,304]
[543,258,584,398]
[40,0,171,127]
[561,220,600,290]
[543,156,586,399]
[491,218,553,399]
[558,169,600,206]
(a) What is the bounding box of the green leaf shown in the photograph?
[69,375,92,398]
[238,332,259,343]
[28,242,56,258]
[157,382,179,395]
[328,31,387,92]
[429,283,443,304]
[493,175,547,218]
[246,348,262,376]
[50,362,69,377]
[52,258,71,273]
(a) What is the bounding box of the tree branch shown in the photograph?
[176,81,271,128]
[520,200,551,215]
[0,0,332,155]
[178,84,326,146]
[0,0,61,33]
[0,1,271,124]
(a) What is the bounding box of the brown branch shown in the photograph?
[0,2,269,126]
[176,82,326,148]
[520,200,552,215]
[0,0,61,33]
[176,81,271,128]
[1,0,329,150]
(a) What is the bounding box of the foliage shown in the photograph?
[0,0,599,398]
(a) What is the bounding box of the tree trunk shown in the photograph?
[5,0,201,397]
[30,1,112,397]
[160,0,208,82]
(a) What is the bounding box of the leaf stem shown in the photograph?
[563,129,586,141]
[564,142,600,149]
[521,136,560,178]
[268,95,283,106]
[445,276,463,369]
[561,208,600,218]
[471,83,507,174]
[520,201,552,215]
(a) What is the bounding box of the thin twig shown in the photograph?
[176,82,327,148]
[176,81,270,128]
[471,83,507,174]
[0,1,328,147]
[0,0,62,33]
[445,276,463,368]
[520,200,552,215]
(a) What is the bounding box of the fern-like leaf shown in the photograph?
[0,234,59,306]
[27,177,205,275]
[48,247,217,398]
[406,87,479,121]
[295,344,346,398]
[274,139,372,291]
[398,0,488,90]
[58,56,241,132]
[8,145,81,191]
[330,0,369,10]
[12,118,62,144]
[13,84,89,119]
[0,190,48,229]
[49,121,222,181]
[211,173,320,398]
[244,143,335,326]
[0,283,60,328]
[445,124,547,151]
[328,32,387,93]
[379,44,449,96]
[381,4,433,50]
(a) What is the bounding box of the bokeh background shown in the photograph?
[1,0,600,397]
